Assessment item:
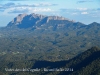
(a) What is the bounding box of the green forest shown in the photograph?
[0,16,100,75]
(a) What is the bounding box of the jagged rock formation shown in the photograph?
[7,13,74,28]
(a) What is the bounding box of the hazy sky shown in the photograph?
[0,0,100,26]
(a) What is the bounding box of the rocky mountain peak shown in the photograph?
[7,13,75,28]
[29,13,46,19]
[46,16,67,23]
[9,13,27,26]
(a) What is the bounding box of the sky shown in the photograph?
[0,0,100,26]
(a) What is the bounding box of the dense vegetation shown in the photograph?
[0,22,100,61]
[0,14,100,75]
[0,46,100,75]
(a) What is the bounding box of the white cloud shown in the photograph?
[33,8,52,12]
[34,2,57,7]
[8,7,53,13]
[0,2,56,14]
[0,2,57,10]
[81,12,88,14]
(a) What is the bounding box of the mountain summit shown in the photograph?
[7,13,74,28]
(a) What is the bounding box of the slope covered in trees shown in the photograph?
[0,47,100,75]
[0,13,100,75]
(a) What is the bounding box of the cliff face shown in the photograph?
[7,13,73,28]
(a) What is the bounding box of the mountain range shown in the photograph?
[7,13,73,28]
[6,13,100,34]
[0,13,100,75]
[0,13,100,60]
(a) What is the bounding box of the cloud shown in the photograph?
[8,7,53,13]
[0,3,15,9]
[0,2,57,11]
[60,8,88,13]
[81,12,88,14]
[0,2,57,14]
[8,7,29,13]
[33,8,52,12]
[26,2,58,7]
[60,8,77,12]
[60,8,91,16]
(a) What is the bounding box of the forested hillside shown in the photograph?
[0,13,100,75]
[0,47,99,75]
